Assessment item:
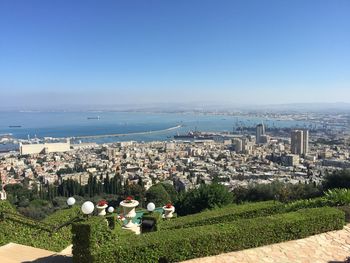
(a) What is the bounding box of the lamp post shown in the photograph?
[147,202,155,213]
[108,206,114,213]
[81,201,94,217]
[67,197,76,208]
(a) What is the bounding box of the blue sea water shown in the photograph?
[0,111,311,144]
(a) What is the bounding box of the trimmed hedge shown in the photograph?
[141,211,163,233]
[337,206,350,222]
[0,200,80,251]
[161,200,285,230]
[113,207,345,262]
[72,207,345,263]
[72,217,134,262]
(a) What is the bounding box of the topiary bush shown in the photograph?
[141,211,163,233]
[72,216,134,263]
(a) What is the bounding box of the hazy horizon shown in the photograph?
[1,0,349,108]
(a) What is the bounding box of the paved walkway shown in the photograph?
[0,243,72,263]
[1,225,350,262]
[183,224,350,263]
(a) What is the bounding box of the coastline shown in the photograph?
[70,124,183,139]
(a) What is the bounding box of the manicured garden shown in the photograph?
[2,170,350,262]
[71,206,345,263]
[0,200,79,251]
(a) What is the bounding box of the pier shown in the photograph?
[70,125,183,140]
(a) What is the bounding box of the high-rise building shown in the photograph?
[302,129,309,154]
[256,123,266,144]
[232,138,243,153]
[107,147,117,160]
[291,129,309,155]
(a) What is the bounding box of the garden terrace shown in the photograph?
[161,200,285,230]
[72,206,345,263]
[0,200,80,252]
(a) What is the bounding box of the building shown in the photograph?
[256,123,266,144]
[282,154,300,167]
[302,129,309,154]
[19,140,71,155]
[232,138,243,153]
[165,142,176,152]
[242,137,254,154]
[107,147,117,160]
[291,129,308,155]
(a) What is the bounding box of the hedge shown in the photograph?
[72,217,134,262]
[72,207,345,263]
[337,206,350,222]
[141,211,163,233]
[0,200,80,252]
[161,200,285,230]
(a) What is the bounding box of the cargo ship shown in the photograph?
[8,125,22,128]
[87,116,100,120]
[174,131,214,140]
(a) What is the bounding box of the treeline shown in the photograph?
[57,174,124,198]
[4,169,350,219]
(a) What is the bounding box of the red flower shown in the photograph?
[98,200,108,206]
[165,203,173,209]
[124,196,133,203]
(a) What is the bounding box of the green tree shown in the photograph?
[175,183,233,216]
[161,183,178,202]
[145,184,171,207]
[323,169,350,190]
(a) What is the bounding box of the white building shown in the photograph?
[19,140,71,155]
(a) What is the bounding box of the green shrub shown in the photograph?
[324,188,350,206]
[284,197,328,211]
[0,200,80,251]
[88,207,344,263]
[0,200,17,213]
[175,183,234,216]
[72,217,113,263]
[162,201,284,230]
[323,169,350,190]
[145,184,171,207]
[72,216,134,263]
[141,211,163,233]
[337,206,350,222]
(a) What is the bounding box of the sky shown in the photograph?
[0,0,350,109]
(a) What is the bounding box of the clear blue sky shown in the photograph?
[0,0,349,108]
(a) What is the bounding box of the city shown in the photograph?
[1,0,350,262]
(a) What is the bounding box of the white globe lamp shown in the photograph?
[81,201,95,215]
[147,202,156,212]
[67,197,76,207]
[107,206,114,213]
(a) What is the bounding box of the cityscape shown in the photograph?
[1,0,350,262]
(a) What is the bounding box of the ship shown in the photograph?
[87,116,100,120]
[174,131,214,140]
[8,125,21,128]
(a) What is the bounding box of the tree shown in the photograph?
[161,183,178,202]
[145,184,171,207]
[323,169,350,190]
[175,183,233,216]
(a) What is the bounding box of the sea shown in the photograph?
[0,111,312,150]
